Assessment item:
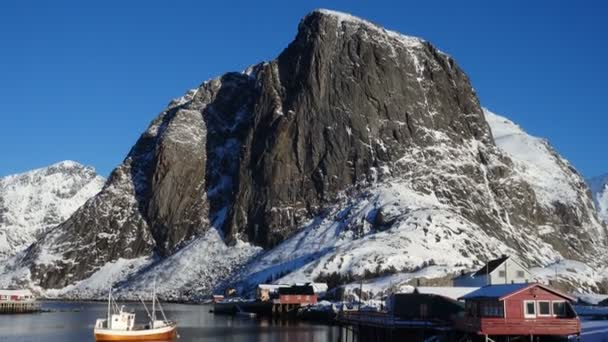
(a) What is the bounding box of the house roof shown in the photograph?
[258,284,289,291]
[278,285,315,295]
[473,255,509,276]
[460,283,576,302]
[460,283,529,300]
[413,287,479,301]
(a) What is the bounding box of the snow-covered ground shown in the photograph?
[38,229,262,301]
[0,161,104,260]
[531,259,608,294]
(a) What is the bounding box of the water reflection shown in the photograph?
[0,302,339,342]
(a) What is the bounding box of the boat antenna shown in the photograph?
[152,275,157,328]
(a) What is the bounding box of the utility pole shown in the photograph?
[486,259,490,286]
[358,278,363,311]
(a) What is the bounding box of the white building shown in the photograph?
[453,255,532,287]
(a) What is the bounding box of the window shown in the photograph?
[524,300,536,318]
[538,301,551,316]
[481,301,504,317]
[465,301,477,317]
[517,270,525,278]
[553,301,567,317]
[498,270,506,277]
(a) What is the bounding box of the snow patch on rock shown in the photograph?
[588,174,608,223]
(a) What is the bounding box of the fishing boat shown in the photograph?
[94,284,177,341]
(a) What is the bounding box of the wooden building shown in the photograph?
[453,255,532,287]
[276,284,317,305]
[0,289,39,314]
[456,283,580,339]
[390,293,464,321]
[256,284,288,302]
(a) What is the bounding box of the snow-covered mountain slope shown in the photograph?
[228,114,608,293]
[229,109,608,295]
[484,110,605,234]
[0,9,606,298]
[0,161,105,260]
[589,174,608,223]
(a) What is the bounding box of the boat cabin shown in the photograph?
[96,306,136,331]
[456,283,580,338]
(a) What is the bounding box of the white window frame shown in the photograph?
[537,300,551,317]
[552,300,566,317]
[523,300,536,318]
[516,270,525,278]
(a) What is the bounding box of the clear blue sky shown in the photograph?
[1,0,606,178]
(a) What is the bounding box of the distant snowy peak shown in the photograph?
[0,161,105,260]
[589,174,608,222]
[485,110,582,205]
[485,108,605,238]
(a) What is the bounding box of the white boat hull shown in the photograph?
[94,323,176,341]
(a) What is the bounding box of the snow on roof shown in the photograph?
[257,284,289,290]
[414,287,479,301]
[311,283,328,293]
[460,283,530,300]
[0,289,33,297]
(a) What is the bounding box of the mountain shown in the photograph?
[0,161,105,261]
[589,174,608,223]
[1,9,606,297]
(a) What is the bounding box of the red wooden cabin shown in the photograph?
[276,284,317,305]
[456,283,580,339]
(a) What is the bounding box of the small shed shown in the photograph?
[389,293,464,321]
[456,283,580,338]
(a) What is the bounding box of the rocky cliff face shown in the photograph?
[3,9,606,293]
[589,174,608,223]
[0,161,104,261]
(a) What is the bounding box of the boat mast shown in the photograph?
[152,277,156,328]
[107,288,112,329]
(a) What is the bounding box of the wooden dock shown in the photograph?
[0,301,40,314]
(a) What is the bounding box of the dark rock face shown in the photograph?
[225,12,491,247]
[16,10,606,289]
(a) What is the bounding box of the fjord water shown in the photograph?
[0,302,339,342]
